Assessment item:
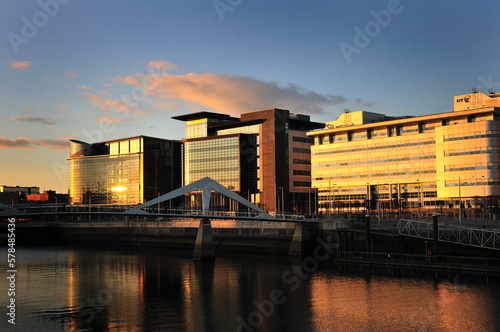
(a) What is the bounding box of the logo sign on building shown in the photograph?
[456,95,472,103]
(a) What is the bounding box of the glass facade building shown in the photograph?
[68,136,181,205]
[307,91,500,214]
[173,109,323,214]
[184,136,243,191]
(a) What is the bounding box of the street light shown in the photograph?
[482,175,486,218]
[417,179,420,219]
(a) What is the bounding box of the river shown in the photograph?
[1,247,500,331]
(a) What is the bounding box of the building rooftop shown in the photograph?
[171,111,239,122]
[70,135,179,146]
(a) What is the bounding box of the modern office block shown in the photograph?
[173,109,324,214]
[307,91,500,214]
[68,136,181,205]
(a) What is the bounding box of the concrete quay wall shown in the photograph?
[12,218,302,253]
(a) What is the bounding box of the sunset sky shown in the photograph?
[1,0,499,193]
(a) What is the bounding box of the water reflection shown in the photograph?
[1,247,500,331]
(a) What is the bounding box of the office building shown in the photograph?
[0,185,40,205]
[173,109,324,214]
[68,136,182,205]
[307,90,500,214]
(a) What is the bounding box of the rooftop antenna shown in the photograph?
[472,87,478,93]
[489,88,496,95]
[344,108,350,113]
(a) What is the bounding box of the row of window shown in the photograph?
[312,154,436,169]
[318,191,439,202]
[444,147,497,157]
[293,159,311,165]
[292,147,310,154]
[443,131,500,142]
[292,136,313,143]
[293,181,311,187]
[315,169,437,181]
[318,187,369,194]
[444,163,499,172]
[445,179,498,187]
[314,123,442,145]
[312,139,435,156]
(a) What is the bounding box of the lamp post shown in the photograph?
[482,175,486,218]
[458,176,462,226]
[308,187,311,217]
[282,187,285,216]
[417,179,421,219]
[328,179,332,216]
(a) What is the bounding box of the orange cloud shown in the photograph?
[112,67,347,115]
[148,60,177,73]
[0,137,67,150]
[78,85,109,95]
[8,60,32,70]
[96,116,137,124]
[81,92,146,116]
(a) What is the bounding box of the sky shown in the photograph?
[1,0,499,193]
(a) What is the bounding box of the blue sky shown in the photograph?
[1,0,499,193]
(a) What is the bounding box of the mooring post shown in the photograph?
[432,213,439,255]
[193,218,215,260]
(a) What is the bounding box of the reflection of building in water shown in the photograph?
[65,252,145,331]
[309,275,494,331]
[308,91,500,214]
[68,136,182,205]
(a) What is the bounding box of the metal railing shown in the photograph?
[398,219,500,251]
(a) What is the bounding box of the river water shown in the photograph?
[1,247,500,332]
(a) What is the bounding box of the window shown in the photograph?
[293,147,310,154]
[293,170,311,176]
[293,136,313,143]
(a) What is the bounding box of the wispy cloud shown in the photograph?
[54,105,69,111]
[148,60,177,72]
[354,98,379,109]
[111,60,346,115]
[101,81,113,89]
[20,109,34,114]
[66,70,79,79]
[0,137,67,150]
[81,91,147,116]
[8,60,32,70]
[96,116,137,124]
[78,85,109,95]
[10,116,58,126]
